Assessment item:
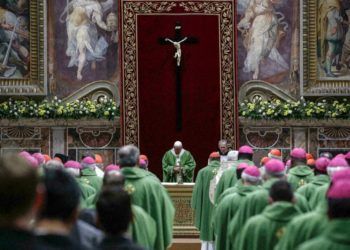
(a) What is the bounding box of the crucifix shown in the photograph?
[159,22,198,131]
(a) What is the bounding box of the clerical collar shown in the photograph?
[219,150,228,156]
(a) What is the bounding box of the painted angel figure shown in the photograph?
[238,0,289,80]
[61,0,116,80]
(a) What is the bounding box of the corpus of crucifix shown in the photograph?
[2,0,350,250]
[159,22,198,131]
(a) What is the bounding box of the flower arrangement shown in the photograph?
[239,97,350,120]
[0,97,119,120]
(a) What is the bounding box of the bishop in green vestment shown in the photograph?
[119,145,175,250]
[162,141,196,182]
[299,180,350,250]
[237,180,301,250]
[214,145,254,203]
[130,205,157,250]
[63,160,98,209]
[309,184,329,209]
[77,179,97,208]
[287,148,314,190]
[100,166,157,250]
[191,152,221,245]
[213,166,261,250]
[297,157,330,206]
[80,156,103,192]
[227,159,310,248]
[275,205,328,250]
[309,157,350,209]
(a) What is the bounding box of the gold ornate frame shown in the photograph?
[120,0,236,147]
[0,0,47,96]
[302,0,350,96]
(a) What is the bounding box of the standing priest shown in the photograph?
[162,141,196,183]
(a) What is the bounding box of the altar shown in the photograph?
[163,183,199,238]
[163,183,201,250]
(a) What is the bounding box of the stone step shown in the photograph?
[169,238,201,250]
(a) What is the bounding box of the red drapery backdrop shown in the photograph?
[137,15,221,179]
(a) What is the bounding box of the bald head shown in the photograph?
[174,141,183,155]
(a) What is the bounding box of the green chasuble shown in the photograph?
[299,219,350,250]
[216,186,238,205]
[275,205,328,250]
[121,167,174,250]
[287,165,314,190]
[309,183,329,209]
[80,168,103,192]
[296,174,330,206]
[237,202,301,250]
[191,160,220,241]
[214,159,253,204]
[162,149,196,182]
[213,185,260,250]
[76,179,97,209]
[227,178,310,248]
[129,205,157,250]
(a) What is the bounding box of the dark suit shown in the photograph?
[71,220,104,249]
[0,228,38,250]
[99,235,145,250]
[36,234,82,250]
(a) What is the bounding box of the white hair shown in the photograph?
[327,166,348,177]
[81,162,96,170]
[227,150,238,161]
[174,141,183,148]
[44,160,64,170]
[65,168,80,178]
[117,145,140,167]
[241,172,261,184]
[218,139,228,146]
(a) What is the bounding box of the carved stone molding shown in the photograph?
[63,81,119,104]
[76,127,116,148]
[239,81,297,103]
[2,127,41,140]
[319,128,350,140]
[243,127,282,149]
[121,0,236,148]
[239,118,350,128]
